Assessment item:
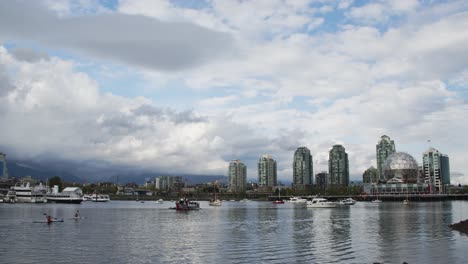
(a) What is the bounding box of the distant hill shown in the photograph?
[7,160,83,183]
[4,159,227,185]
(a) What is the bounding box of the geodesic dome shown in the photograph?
[382,152,418,183]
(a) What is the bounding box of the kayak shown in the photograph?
[67,216,86,220]
[33,219,64,223]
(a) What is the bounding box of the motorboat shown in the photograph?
[403,199,409,205]
[287,196,307,203]
[338,198,357,205]
[306,197,337,208]
[240,198,249,203]
[175,198,200,211]
[156,199,164,204]
[371,199,382,203]
[273,200,284,204]
[87,194,111,202]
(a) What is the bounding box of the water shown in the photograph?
[1,200,467,264]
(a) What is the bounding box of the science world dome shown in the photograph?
[382,152,419,183]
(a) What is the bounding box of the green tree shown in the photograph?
[48,176,63,191]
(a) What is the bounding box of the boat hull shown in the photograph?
[47,198,83,204]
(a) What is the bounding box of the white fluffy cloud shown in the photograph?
[1,0,468,184]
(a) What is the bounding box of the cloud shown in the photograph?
[0,64,14,97]
[11,48,50,63]
[0,1,233,71]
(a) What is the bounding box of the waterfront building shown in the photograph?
[292,147,313,190]
[0,152,8,179]
[155,176,184,192]
[228,160,247,193]
[258,154,277,187]
[422,147,450,194]
[328,145,349,187]
[315,172,328,191]
[376,135,396,180]
[382,152,418,183]
[363,166,378,183]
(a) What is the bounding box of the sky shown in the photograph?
[0,0,468,184]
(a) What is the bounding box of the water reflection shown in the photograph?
[0,201,466,264]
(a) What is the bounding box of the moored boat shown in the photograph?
[338,198,357,205]
[209,199,222,206]
[10,182,47,203]
[306,197,337,208]
[47,185,83,204]
[288,196,308,203]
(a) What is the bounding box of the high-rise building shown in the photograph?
[0,152,8,179]
[363,166,378,183]
[155,176,184,192]
[258,154,277,187]
[328,145,349,187]
[315,172,328,191]
[228,160,247,193]
[292,147,313,190]
[423,147,450,193]
[376,135,396,180]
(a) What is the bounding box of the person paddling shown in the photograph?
[46,215,53,224]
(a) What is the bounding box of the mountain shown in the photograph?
[7,160,83,183]
[4,159,227,185]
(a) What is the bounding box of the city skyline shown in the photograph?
[0,1,468,184]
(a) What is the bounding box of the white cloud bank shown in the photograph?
[0,0,468,184]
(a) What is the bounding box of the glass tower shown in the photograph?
[292,147,313,189]
[228,160,247,193]
[363,166,378,183]
[258,154,277,187]
[328,145,349,187]
[423,147,450,194]
[376,135,396,180]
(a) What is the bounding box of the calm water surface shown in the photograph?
[0,200,467,264]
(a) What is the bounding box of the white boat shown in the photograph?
[403,199,409,205]
[240,198,249,203]
[47,185,83,204]
[288,196,308,203]
[156,199,164,204]
[371,199,382,203]
[11,182,47,203]
[306,197,337,208]
[88,194,110,202]
[209,199,222,206]
[338,198,357,205]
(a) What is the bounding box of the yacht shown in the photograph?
[287,196,308,203]
[338,198,357,205]
[11,182,47,203]
[84,193,110,202]
[47,185,83,204]
[306,197,337,208]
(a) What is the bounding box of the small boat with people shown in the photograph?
[306,196,337,208]
[175,198,200,211]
